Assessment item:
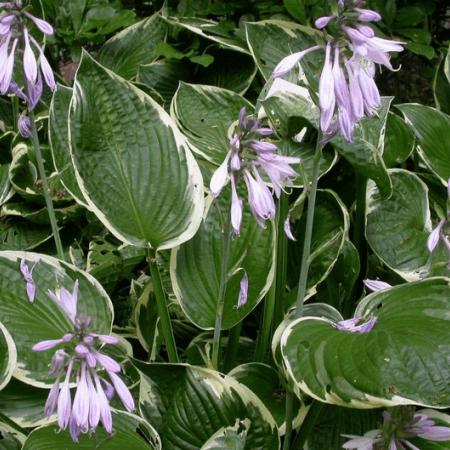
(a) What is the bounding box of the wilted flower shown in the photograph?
[334,316,377,333]
[18,112,32,137]
[19,256,36,302]
[273,0,404,142]
[210,107,300,235]
[343,409,450,449]
[0,1,55,115]
[33,280,134,442]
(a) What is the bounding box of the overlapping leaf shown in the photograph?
[281,278,450,408]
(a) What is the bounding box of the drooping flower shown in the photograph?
[33,280,134,442]
[210,107,300,235]
[273,0,404,142]
[334,316,377,333]
[19,257,36,302]
[343,409,450,449]
[235,270,248,309]
[0,1,55,121]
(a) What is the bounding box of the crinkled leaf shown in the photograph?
[70,52,204,250]
[281,278,450,408]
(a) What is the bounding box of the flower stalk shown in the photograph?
[147,248,179,363]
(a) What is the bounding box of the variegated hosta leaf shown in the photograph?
[171,82,253,165]
[281,278,450,408]
[289,190,349,297]
[0,251,113,387]
[70,52,204,250]
[0,321,16,391]
[398,104,450,182]
[0,379,49,428]
[244,20,321,81]
[171,194,274,330]
[22,411,161,450]
[134,361,280,450]
[229,363,303,435]
[98,13,168,80]
[383,112,415,167]
[49,84,88,208]
[200,423,248,450]
[366,169,449,281]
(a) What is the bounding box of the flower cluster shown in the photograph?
[32,281,134,442]
[210,107,300,235]
[0,0,56,136]
[343,409,450,449]
[273,0,404,142]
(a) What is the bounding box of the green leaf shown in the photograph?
[138,61,192,109]
[433,45,450,115]
[397,104,450,182]
[332,97,393,198]
[189,54,215,67]
[245,20,321,81]
[281,277,450,408]
[383,112,415,167]
[22,411,161,449]
[0,251,113,387]
[70,52,204,250]
[0,321,16,391]
[195,49,257,95]
[165,17,249,54]
[0,163,13,206]
[366,169,449,281]
[288,190,349,296]
[229,363,302,435]
[171,194,274,330]
[171,83,252,165]
[0,220,51,251]
[98,14,168,79]
[134,362,280,449]
[405,42,435,60]
[0,379,49,427]
[200,423,247,450]
[307,405,381,450]
[49,84,88,207]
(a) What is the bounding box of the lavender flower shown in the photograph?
[273,0,404,142]
[363,279,391,292]
[18,112,32,138]
[210,107,300,235]
[334,316,377,333]
[343,409,450,449]
[235,270,248,309]
[33,281,134,442]
[19,257,36,302]
[0,1,55,113]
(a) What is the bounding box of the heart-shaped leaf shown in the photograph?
[134,361,280,450]
[98,13,168,80]
[70,52,204,250]
[171,83,252,165]
[171,194,274,330]
[366,169,449,281]
[245,20,321,81]
[281,278,450,408]
[0,251,113,387]
[0,321,16,391]
[22,411,161,449]
[397,104,450,182]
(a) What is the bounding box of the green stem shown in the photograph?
[255,193,288,362]
[11,97,19,132]
[223,320,242,372]
[147,248,179,363]
[283,134,322,450]
[211,217,232,370]
[29,113,65,261]
[282,386,295,450]
[294,138,322,318]
[290,401,324,450]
